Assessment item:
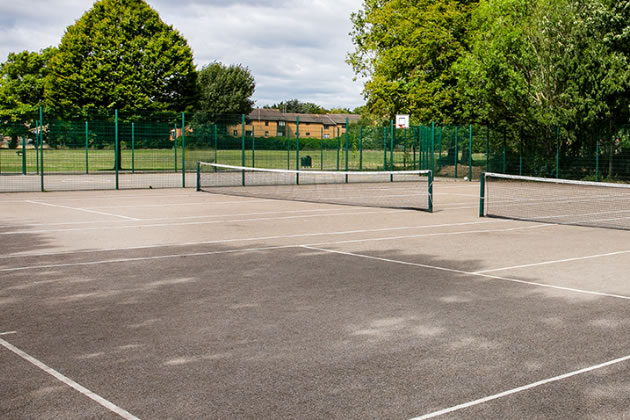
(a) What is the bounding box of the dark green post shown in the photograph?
[287,127,290,170]
[336,127,340,170]
[182,112,186,188]
[85,121,89,174]
[479,173,485,217]
[252,127,255,168]
[241,114,245,186]
[555,126,560,179]
[131,122,135,174]
[454,126,459,178]
[430,122,435,175]
[39,106,44,191]
[35,120,39,175]
[213,124,218,165]
[438,126,443,172]
[174,123,178,171]
[21,136,26,175]
[383,127,387,170]
[344,118,349,173]
[296,116,300,184]
[468,125,473,181]
[389,120,394,172]
[403,127,407,168]
[428,170,433,213]
[196,161,200,191]
[115,109,119,190]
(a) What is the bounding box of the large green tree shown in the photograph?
[197,62,255,117]
[45,0,197,111]
[347,0,478,123]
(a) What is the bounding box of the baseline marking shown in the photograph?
[0,331,17,336]
[25,201,140,221]
[300,246,630,301]
[474,249,630,274]
[410,354,630,419]
[0,337,139,420]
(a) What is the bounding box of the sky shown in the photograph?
[0,0,366,110]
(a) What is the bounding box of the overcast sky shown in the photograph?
[0,0,366,110]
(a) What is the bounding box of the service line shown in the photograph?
[25,200,141,221]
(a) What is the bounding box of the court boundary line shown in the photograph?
[409,353,630,419]
[474,250,630,274]
[0,337,139,420]
[0,331,17,336]
[300,246,630,301]
[25,200,141,221]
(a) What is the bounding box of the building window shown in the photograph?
[278,121,285,127]
[265,121,269,126]
[265,131,269,136]
[277,131,284,137]
[324,134,329,139]
[233,130,237,136]
[246,131,252,137]
[305,132,310,136]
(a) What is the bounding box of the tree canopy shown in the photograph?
[45,0,197,112]
[197,62,255,117]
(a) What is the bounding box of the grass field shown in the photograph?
[0,147,487,175]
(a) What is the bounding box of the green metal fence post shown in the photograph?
[468,125,473,181]
[485,126,490,172]
[196,161,200,191]
[383,126,387,170]
[428,170,433,213]
[345,118,349,174]
[336,127,340,170]
[252,126,255,168]
[454,126,458,178]
[21,136,26,175]
[39,106,44,191]
[35,120,39,175]
[519,128,523,176]
[438,126,443,173]
[241,114,245,186]
[85,121,89,174]
[182,112,186,187]
[431,123,435,175]
[296,116,300,184]
[389,120,394,172]
[287,126,290,170]
[174,123,178,171]
[213,124,218,165]
[502,129,507,173]
[115,109,119,190]
[131,122,135,174]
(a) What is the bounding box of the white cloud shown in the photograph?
[0,0,365,109]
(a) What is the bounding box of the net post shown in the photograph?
[345,117,349,182]
[115,109,119,190]
[241,114,245,186]
[196,161,200,191]
[468,124,472,181]
[479,172,485,217]
[428,170,433,213]
[39,106,44,192]
[85,120,89,174]
[296,116,300,185]
[182,112,186,188]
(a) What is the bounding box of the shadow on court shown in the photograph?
[2,239,630,419]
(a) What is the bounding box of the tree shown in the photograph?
[197,62,255,117]
[45,0,197,112]
[264,99,326,114]
[347,0,478,123]
[0,48,55,147]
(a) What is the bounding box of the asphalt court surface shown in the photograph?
[1,181,630,419]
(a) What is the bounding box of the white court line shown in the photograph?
[0,331,17,336]
[0,208,424,235]
[0,219,516,261]
[0,337,139,420]
[410,354,630,419]
[25,201,141,221]
[300,246,630,301]
[475,250,630,274]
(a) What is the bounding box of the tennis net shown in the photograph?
[480,172,630,230]
[197,163,433,211]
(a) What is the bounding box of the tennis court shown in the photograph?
[2,178,630,419]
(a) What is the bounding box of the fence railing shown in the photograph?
[2,108,630,192]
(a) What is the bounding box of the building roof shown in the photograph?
[247,109,360,125]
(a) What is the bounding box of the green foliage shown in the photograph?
[347,0,478,123]
[45,0,197,112]
[197,62,255,119]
